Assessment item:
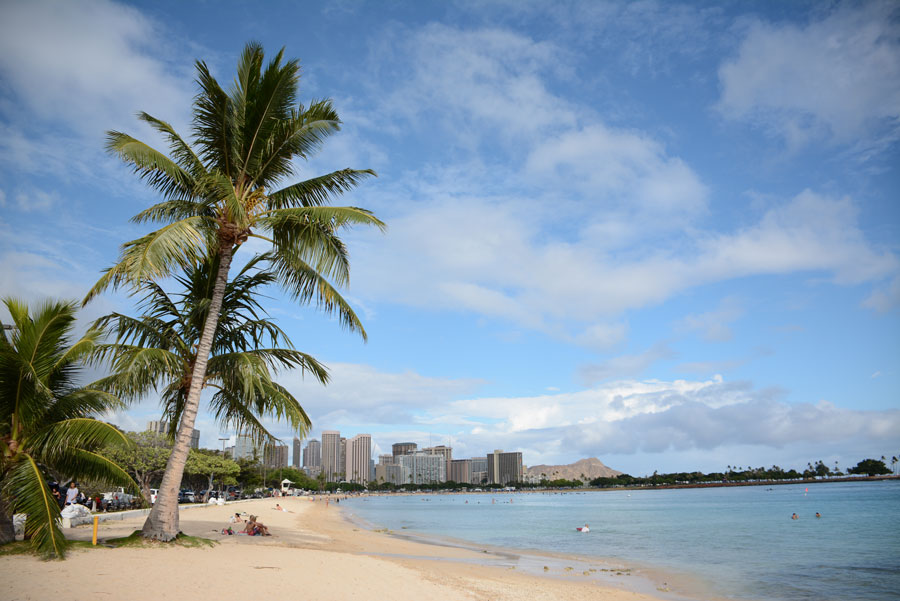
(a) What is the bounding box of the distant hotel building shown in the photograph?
[232,434,258,461]
[303,439,322,477]
[423,445,452,479]
[487,450,523,485]
[292,437,303,468]
[392,442,417,463]
[471,457,488,485]
[146,420,199,449]
[321,430,341,481]
[399,453,446,485]
[449,459,472,484]
[345,434,372,484]
[264,442,288,469]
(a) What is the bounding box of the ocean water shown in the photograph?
[341,480,900,601]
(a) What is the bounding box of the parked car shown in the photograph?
[181,490,196,503]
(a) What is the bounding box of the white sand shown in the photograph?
[1,497,669,601]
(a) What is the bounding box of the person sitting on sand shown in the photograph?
[244,515,271,536]
[230,512,244,524]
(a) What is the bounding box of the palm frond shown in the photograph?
[3,454,66,558]
[29,417,133,463]
[269,252,367,339]
[106,131,197,200]
[267,168,377,209]
[137,112,205,178]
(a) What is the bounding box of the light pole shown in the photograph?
[217,437,229,500]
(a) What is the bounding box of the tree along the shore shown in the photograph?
[87,42,383,541]
[0,299,137,558]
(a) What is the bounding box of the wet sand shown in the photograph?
[1,497,671,600]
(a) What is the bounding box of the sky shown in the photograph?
[1,0,898,476]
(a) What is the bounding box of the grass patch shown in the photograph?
[0,541,34,556]
[0,532,215,559]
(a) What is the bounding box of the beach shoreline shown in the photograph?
[1,496,681,601]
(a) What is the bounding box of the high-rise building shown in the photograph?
[449,459,472,484]
[303,439,322,469]
[339,438,347,479]
[423,445,452,482]
[378,454,394,465]
[321,430,341,481]
[292,437,303,468]
[375,463,408,486]
[264,443,288,469]
[345,434,372,485]
[392,442,417,463]
[146,420,199,449]
[486,450,523,485]
[232,434,259,461]
[399,453,445,485]
[471,457,488,485]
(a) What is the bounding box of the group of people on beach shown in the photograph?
[225,512,271,536]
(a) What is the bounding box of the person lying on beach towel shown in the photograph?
[274,504,292,513]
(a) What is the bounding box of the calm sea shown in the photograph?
[341,480,900,601]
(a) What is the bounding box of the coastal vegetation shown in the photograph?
[85,41,384,541]
[0,299,137,558]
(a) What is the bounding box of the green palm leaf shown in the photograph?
[4,454,65,558]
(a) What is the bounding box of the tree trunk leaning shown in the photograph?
[141,246,235,540]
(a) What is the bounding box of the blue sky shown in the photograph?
[1,0,898,475]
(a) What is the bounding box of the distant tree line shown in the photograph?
[588,457,894,488]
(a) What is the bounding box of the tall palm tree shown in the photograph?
[85,42,384,540]
[0,299,136,557]
[95,254,324,452]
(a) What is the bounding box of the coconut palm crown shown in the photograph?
[85,42,384,540]
[0,299,136,558]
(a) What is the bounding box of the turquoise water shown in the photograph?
[341,481,900,601]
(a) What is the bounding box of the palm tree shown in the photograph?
[85,42,384,540]
[0,299,136,557]
[96,254,325,445]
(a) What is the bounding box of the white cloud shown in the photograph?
[717,2,900,151]
[376,24,576,144]
[276,362,486,428]
[0,0,193,137]
[579,342,676,384]
[863,275,900,312]
[676,297,743,342]
[351,187,897,337]
[525,123,708,220]
[434,377,900,464]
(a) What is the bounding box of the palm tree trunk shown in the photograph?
[141,246,234,540]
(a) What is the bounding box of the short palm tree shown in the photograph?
[85,42,384,540]
[96,254,324,452]
[0,299,136,558]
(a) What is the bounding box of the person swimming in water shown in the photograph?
[791,513,799,520]
[815,512,821,518]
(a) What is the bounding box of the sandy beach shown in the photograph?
[1,496,671,601]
